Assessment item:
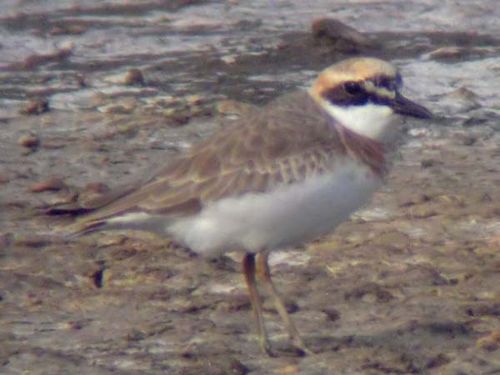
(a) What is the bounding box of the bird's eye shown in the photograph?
[379,77,392,90]
[344,81,362,95]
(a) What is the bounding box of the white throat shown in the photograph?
[321,101,397,142]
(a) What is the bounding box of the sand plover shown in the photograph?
[65,57,432,355]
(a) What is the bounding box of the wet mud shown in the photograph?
[1,1,499,374]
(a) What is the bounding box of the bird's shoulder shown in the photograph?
[67,90,346,229]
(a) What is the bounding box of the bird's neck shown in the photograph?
[322,101,399,144]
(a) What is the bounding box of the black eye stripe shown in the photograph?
[322,83,368,106]
[343,81,363,95]
[321,74,400,107]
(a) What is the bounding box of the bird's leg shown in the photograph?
[242,253,272,355]
[256,251,312,355]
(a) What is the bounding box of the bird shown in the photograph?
[62,57,432,356]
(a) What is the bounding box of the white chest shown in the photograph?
[167,159,382,257]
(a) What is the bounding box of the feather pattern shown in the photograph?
[68,90,386,235]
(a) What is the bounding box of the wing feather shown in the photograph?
[68,90,373,234]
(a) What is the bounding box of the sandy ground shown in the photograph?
[1,1,499,374]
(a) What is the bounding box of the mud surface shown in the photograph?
[1,1,499,374]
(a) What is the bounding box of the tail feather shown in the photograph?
[67,220,108,238]
[45,207,94,217]
[44,205,109,238]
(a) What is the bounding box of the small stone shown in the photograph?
[18,134,40,149]
[67,320,86,330]
[425,353,450,369]
[276,365,300,375]
[30,177,66,193]
[421,159,435,168]
[361,293,377,304]
[344,283,394,303]
[465,303,500,317]
[98,97,138,114]
[49,24,87,36]
[0,233,13,251]
[311,18,371,50]
[216,294,250,312]
[167,111,191,127]
[186,95,202,106]
[75,73,87,88]
[0,173,9,184]
[126,329,146,341]
[372,231,410,251]
[462,135,477,146]
[20,98,50,115]
[448,87,480,102]
[78,182,111,206]
[84,182,111,195]
[221,55,237,64]
[45,191,78,206]
[322,307,340,322]
[440,86,481,113]
[411,205,438,219]
[124,68,145,86]
[227,359,248,375]
[20,44,73,70]
[216,99,255,114]
[426,46,467,60]
[476,330,500,351]
[14,234,52,248]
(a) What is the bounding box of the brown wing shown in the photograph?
[69,91,365,233]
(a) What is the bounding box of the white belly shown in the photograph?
[167,159,382,257]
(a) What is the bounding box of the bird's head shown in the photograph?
[309,57,432,142]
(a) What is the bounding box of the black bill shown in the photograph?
[392,92,433,119]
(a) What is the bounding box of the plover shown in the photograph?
[66,57,432,355]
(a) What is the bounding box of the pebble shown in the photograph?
[185,95,203,106]
[18,134,40,149]
[0,233,13,250]
[425,46,467,60]
[49,24,87,36]
[322,307,340,322]
[20,98,50,115]
[30,177,66,193]
[216,100,256,118]
[84,182,111,195]
[167,111,191,127]
[220,55,237,64]
[421,159,435,168]
[124,68,145,86]
[78,182,111,207]
[476,331,500,351]
[0,173,9,184]
[425,354,451,369]
[105,69,147,86]
[45,191,78,206]
[276,365,300,375]
[372,231,410,251]
[311,18,371,50]
[462,135,477,146]
[410,205,438,219]
[448,87,480,102]
[440,86,480,113]
[20,43,74,70]
[98,97,138,114]
[13,234,52,248]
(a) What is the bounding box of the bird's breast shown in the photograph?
[167,158,382,257]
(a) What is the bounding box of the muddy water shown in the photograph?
[1,1,499,374]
